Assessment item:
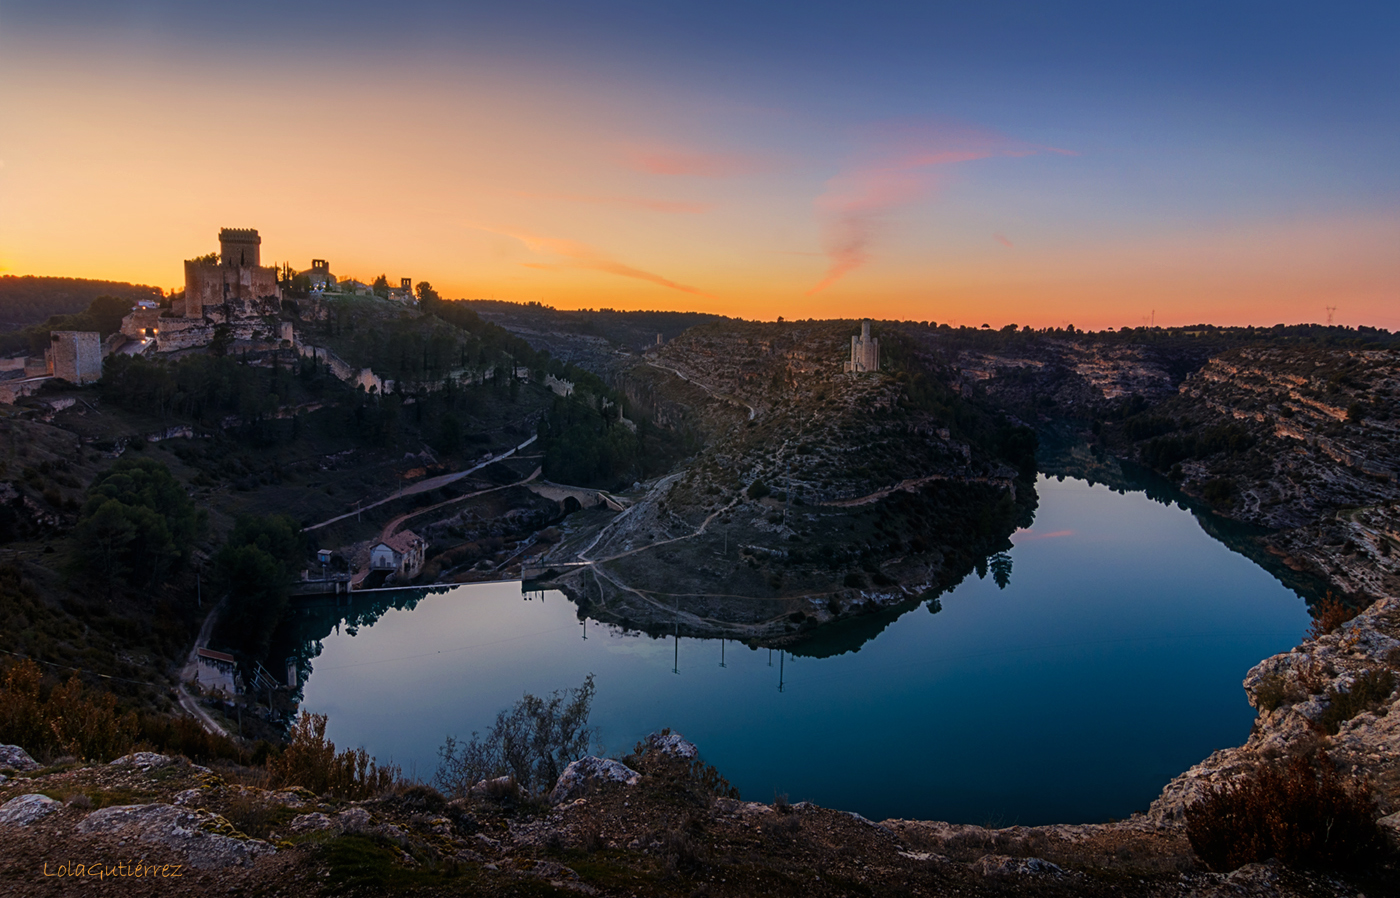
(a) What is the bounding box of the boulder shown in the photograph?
[76,803,274,869]
[972,854,1063,877]
[0,794,60,827]
[289,812,334,833]
[548,756,640,805]
[110,752,177,770]
[469,776,521,800]
[0,745,40,772]
[1379,811,1400,849]
[335,807,372,832]
[646,731,698,760]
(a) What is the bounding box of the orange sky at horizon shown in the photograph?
[3,35,1397,333]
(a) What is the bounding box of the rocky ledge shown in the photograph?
[1148,595,1400,835]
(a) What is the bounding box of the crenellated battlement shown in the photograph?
[218,228,261,242]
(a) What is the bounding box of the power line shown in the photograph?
[0,647,173,689]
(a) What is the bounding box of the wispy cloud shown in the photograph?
[623,144,771,177]
[511,189,712,214]
[994,232,1014,248]
[808,122,1072,294]
[475,225,710,297]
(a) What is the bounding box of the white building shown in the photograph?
[845,319,879,373]
[369,530,426,580]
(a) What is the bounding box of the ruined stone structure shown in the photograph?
[179,228,281,321]
[845,319,879,373]
[45,331,102,384]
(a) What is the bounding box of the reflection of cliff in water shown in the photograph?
[1037,437,1328,604]
[267,587,453,702]
[547,481,1034,658]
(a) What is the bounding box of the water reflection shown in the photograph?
[280,476,1311,824]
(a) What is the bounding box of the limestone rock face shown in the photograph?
[0,794,60,827]
[0,745,40,771]
[75,803,275,868]
[548,757,641,804]
[646,731,698,760]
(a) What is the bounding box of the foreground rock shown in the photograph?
[75,803,275,869]
[548,756,641,804]
[0,745,39,772]
[0,794,60,827]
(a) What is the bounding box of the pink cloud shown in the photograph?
[995,232,1014,248]
[512,190,712,214]
[807,123,1072,293]
[624,144,770,177]
[478,225,710,297]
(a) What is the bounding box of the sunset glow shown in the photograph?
[2,3,1396,329]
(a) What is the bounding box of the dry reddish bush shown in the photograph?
[1307,592,1365,640]
[1185,752,1384,872]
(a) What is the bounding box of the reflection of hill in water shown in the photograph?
[1038,437,1328,604]
[269,587,453,697]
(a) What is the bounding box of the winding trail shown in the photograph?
[645,360,757,421]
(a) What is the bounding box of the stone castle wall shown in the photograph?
[46,331,102,384]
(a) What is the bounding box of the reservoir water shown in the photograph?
[290,475,1310,824]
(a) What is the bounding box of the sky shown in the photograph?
[2,1,1397,329]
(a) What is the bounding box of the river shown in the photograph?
[287,474,1309,824]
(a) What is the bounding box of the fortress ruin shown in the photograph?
[845,319,880,373]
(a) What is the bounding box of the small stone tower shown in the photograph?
[845,319,879,373]
[219,228,261,268]
[46,331,103,384]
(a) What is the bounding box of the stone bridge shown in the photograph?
[526,481,629,513]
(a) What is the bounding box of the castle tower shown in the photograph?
[845,319,879,373]
[46,331,103,384]
[219,228,261,268]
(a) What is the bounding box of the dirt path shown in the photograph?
[175,598,230,738]
[645,360,757,420]
[303,434,538,532]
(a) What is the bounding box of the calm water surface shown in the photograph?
[296,476,1309,824]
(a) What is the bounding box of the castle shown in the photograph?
[845,319,879,373]
[178,228,281,320]
[120,228,284,351]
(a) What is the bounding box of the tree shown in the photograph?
[436,675,597,797]
[77,459,204,593]
[74,499,136,600]
[372,274,390,298]
[416,281,441,314]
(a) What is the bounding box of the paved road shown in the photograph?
[304,435,538,532]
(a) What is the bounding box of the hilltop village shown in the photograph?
[1,228,1399,895]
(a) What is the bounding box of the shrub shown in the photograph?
[1253,673,1291,713]
[1307,592,1365,640]
[1185,752,1384,872]
[436,675,596,798]
[747,479,770,500]
[1317,669,1396,735]
[843,572,866,588]
[271,712,400,800]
